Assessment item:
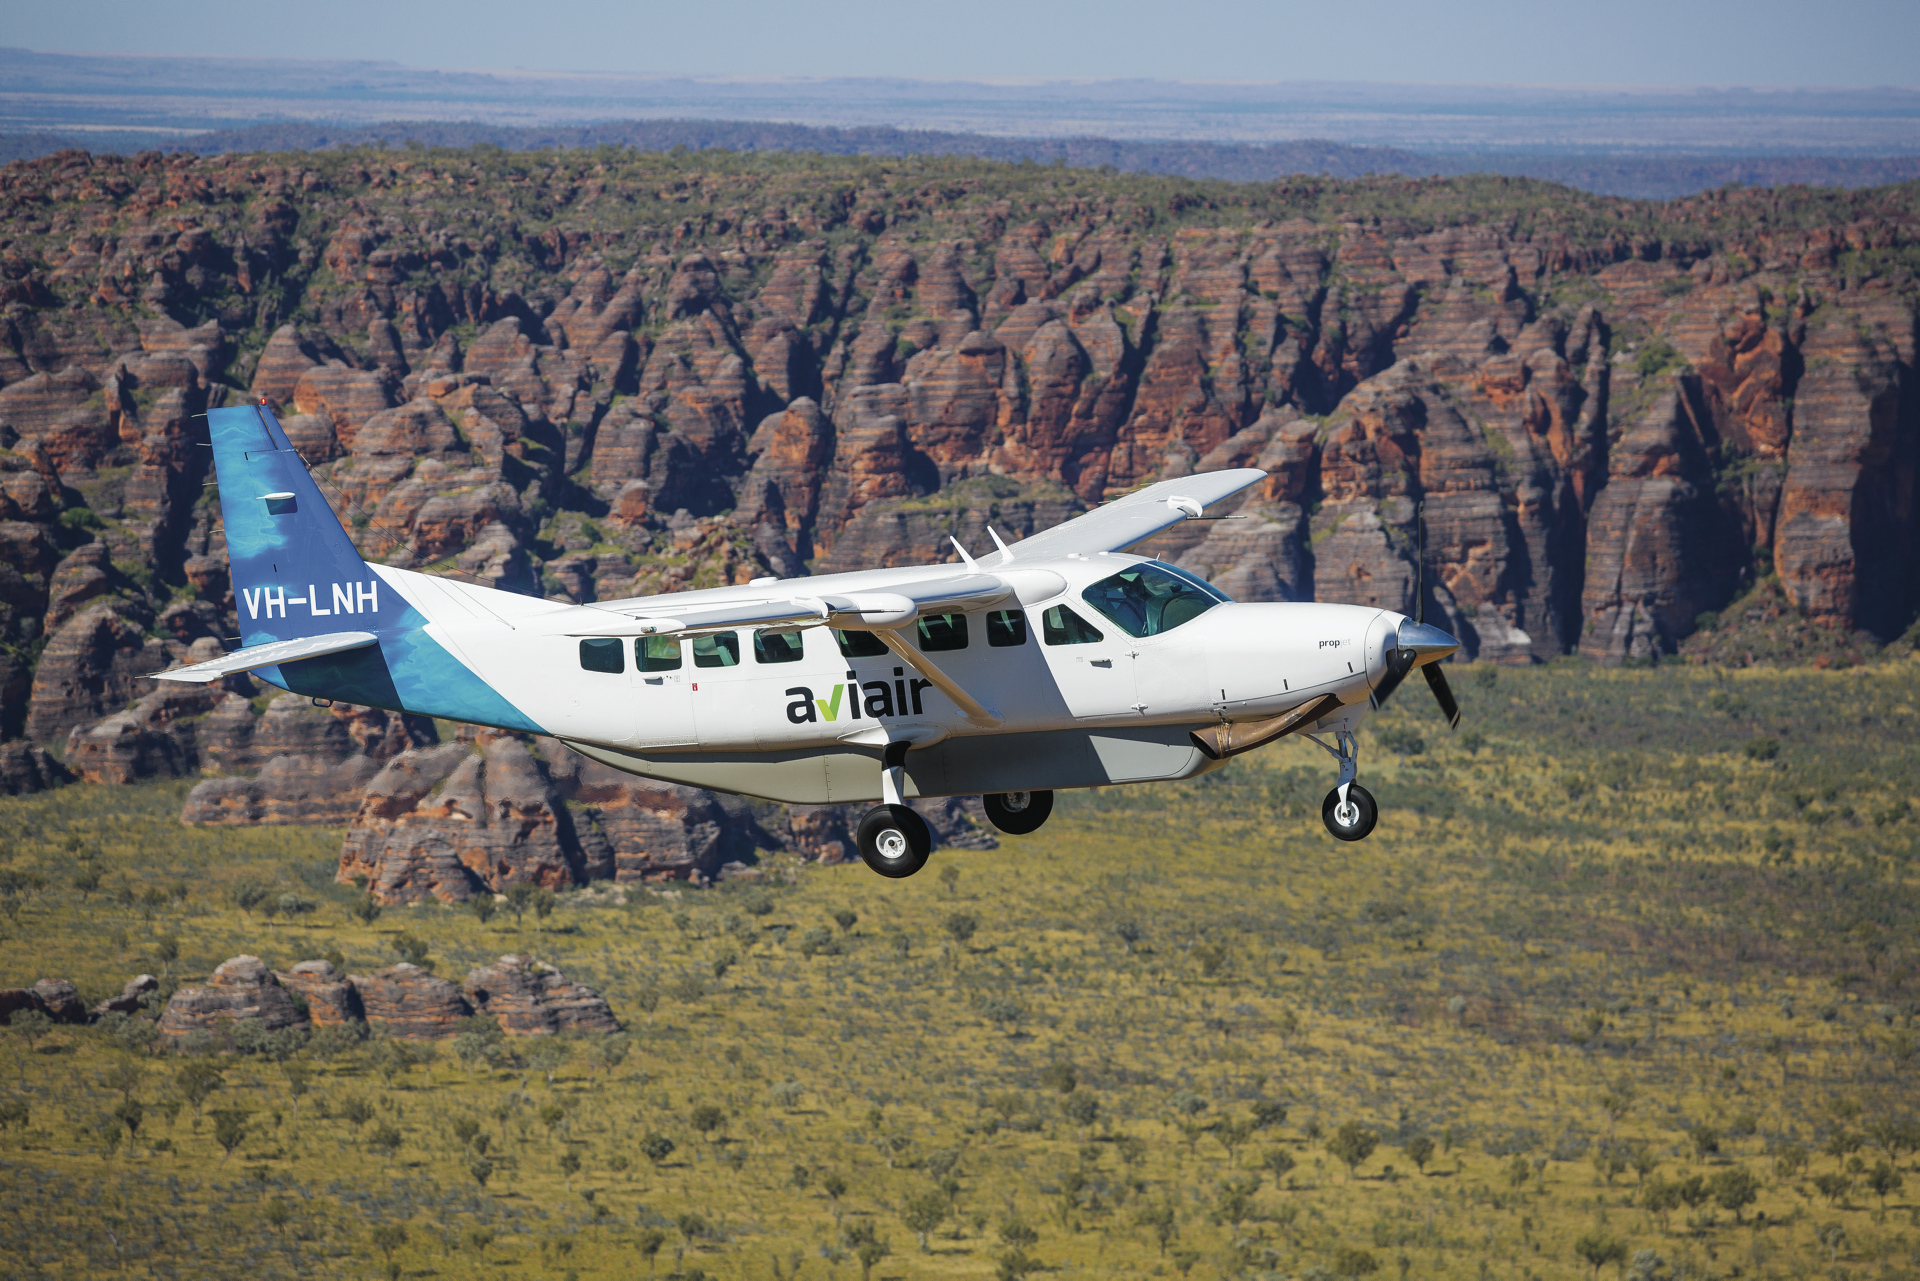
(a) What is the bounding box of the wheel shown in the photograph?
[1321,783,1378,841]
[856,805,932,878]
[982,789,1054,835]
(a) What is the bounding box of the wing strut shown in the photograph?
[874,630,1002,728]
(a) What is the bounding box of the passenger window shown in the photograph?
[833,629,889,658]
[578,638,625,674]
[987,609,1027,647]
[1080,562,1225,638]
[917,612,967,652]
[637,636,682,672]
[692,632,740,668]
[1042,604,1104,646]
[754,629,805,664]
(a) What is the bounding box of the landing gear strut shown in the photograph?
[857,741,933,878]
[1306,729,1378,841]
[983,789,1053,835]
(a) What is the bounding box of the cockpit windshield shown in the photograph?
[1079,561,1229,638]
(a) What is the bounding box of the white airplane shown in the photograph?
[157,402,1462,877]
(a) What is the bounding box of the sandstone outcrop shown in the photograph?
[351,964,472,1040]
[0,740,70,795]
[157,955,308,1039]
[275,960,363,1026]
[0,142,1909,768]
[462,955,620,1035]
[91,974,159,1018]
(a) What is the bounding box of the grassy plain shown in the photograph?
[0,659,1917,1281]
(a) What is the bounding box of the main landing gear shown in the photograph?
[983,790,1053,835]
[1306,729,1378,842]
[856,741,933,878]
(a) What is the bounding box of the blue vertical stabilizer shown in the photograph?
[205,401,544,733]
[208,403,404,645]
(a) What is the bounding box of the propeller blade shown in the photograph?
[1369,648,1417,708]
[1424,662,1461,729]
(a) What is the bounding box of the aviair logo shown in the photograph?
[784,669,936,724]
[242,580,380,621]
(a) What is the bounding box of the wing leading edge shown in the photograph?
[991,469,1266,563]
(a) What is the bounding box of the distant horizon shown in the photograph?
[7,0,1918,86]
[8,49,1920,92]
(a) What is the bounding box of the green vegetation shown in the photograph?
[0,660,1916,1276]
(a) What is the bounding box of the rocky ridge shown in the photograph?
[0,148,1914,792]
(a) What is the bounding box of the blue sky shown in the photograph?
[11,0,1919,85]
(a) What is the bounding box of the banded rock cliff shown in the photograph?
[0,147,1915,780]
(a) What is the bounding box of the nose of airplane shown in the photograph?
[1394,620,1460,667]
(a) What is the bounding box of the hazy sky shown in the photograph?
[10,0,1919,86]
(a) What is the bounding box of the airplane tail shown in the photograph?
[200,401,544,733]
[207,401,405,644]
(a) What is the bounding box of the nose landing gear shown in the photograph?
[1305,728,1378,841]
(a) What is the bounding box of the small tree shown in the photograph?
[1404,1134,1435,1174]
[469,895,497,926]
[469,1157,494,1190]
[902,1190,948,1251]
[1864,1160,1903,1210]
[1114,919,1144,953]
[1332,1247,1379,1278]
[691,1103,726,1141]
[175,1061,224,1117]
[230,883,268,919]
[1687,1125,1720,1162]
[348,893,381,926]
[635,982,661,1023]
[505,883,537,926]
[530,887,557,929]
[1214,1174,1260,1229]
[370,1224,408,1266]
[640,1133,676,1165]
[210,1108,248,1162]
[1709,1166,1759,1222]
[636,1226,666,1274]
[1262,1147,1297,1181]
[1137,1201,1177,1254]
[559,1148,581,1190]
[111,1097,144,1144]
[367,1122,403,1165]
[1573,1230,1628,1280]
[944,912,978,947]
[1327,1122,1380,1180]
[938,865,960,896]
[390,933,431,969]
[833,909,858,933]
[1215,1116,1255,1167]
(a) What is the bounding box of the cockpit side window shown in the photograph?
[1079,562,1225,638]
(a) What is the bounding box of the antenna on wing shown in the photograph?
[986,526,1014,562]
[949,536,979,572]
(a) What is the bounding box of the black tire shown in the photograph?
[1321,783,1378,842]
[856,805,932,878]
[982,790,1054,836]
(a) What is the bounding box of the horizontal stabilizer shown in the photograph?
[149,630,379,683]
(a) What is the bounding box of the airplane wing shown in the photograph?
[991,469,1267,563]
[149,630,380,683]
[546,573,1017,637]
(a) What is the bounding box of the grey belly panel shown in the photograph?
[562,724,1212,804]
